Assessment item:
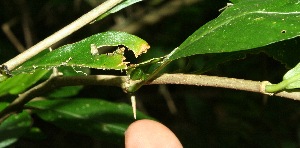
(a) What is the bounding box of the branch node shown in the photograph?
[260,81,274,96]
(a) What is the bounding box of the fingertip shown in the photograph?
[125,119,182,148]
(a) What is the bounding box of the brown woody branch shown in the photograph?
[1,73,299,123]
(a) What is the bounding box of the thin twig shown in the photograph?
[149,74,300,100]
[2,19,26,52]
[1,73,300,123]
[3,0,123,71]
[159,85,178,114]
[111,0,200,33]
[19,0,34,48]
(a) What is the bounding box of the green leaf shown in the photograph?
[264,37,300,68]
[23,127,47,140]
[283,62,300,89]
[127,56,165,80]
[48,86,83,98]
[26,99,153,143]
[13,31,150,74]
[0,69,49,97]
[229,0,239,3]
[47,66,90,98]
[0,103,32,148]
[190,51,249,74]
[265,62,300,92]
[91,0,142,23]
[166,0,300,61]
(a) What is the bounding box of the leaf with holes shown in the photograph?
[12,31,150,74]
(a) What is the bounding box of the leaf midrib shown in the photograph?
[167,3,300,60]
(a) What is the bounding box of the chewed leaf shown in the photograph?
[12,31,150,74]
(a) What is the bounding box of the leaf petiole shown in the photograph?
[265,73,300,93]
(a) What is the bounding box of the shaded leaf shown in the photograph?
[47,66,90,98]
[23,127,47,140]
[26,99,153,144]
[166,0,300,61]
[190,51,248,74]
[48,86,83,98]
[13,31,150,74]
[0,103,32,148]
[0,69,49,97]
[264,37,300,68]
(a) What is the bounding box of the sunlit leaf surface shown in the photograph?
[13,31,149,74]
[167,0,300,61]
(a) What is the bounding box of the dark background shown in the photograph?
[1,0,300,147]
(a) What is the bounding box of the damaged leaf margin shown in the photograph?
[12,31,150,75]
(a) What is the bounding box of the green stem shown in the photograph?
[126,48,182,93]
[265,74,300,93]
[126,61,171,93]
